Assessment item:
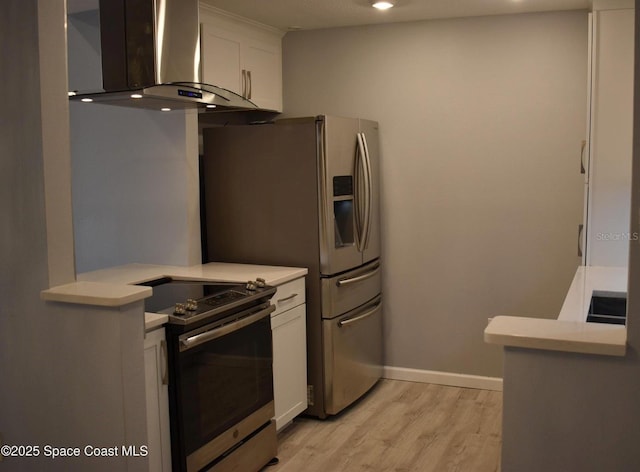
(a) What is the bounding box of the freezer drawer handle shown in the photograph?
[338,301,381,327]
[277,293,299,303]
[580,140,587,174]
[336,265,380,287]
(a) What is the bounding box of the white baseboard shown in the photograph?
[383,366,503,391]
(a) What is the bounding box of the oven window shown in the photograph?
[178,316,273,455]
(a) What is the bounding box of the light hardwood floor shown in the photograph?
[271,379,502,472]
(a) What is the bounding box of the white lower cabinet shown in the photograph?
[271,277,308,431]
[144,327,171,472]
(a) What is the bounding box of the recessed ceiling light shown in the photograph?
[161,108,171,112]
[131,93,143,99]
[206,104,217,109]
[372,1,395,10]
[81,98,93,103]
[68,91,77,97]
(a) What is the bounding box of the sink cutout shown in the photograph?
[586,291,626,325]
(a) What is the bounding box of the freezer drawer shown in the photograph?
[322,295,383,415]
[321,260,381,319]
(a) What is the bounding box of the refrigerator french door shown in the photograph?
[201,115,383,418]
[318,116,381,275]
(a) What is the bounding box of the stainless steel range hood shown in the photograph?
[69,0,258,112]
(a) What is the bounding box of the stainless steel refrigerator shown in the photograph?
[201,115,382,418]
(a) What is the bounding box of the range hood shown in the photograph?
[69,0,258,112]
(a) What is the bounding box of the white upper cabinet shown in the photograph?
[584,1,634,267]
[201,25,243,95]
[200,6,284,111]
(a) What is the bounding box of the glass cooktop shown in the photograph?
[137,277,246,314]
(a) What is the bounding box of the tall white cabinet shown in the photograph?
[583,0,635,267]
[199,5,284,112]
[271,277,308,431]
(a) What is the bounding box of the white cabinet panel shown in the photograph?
[200,25,242,94]
[272,303,307,431]
[144,328,171,472]
[200,9,283,111]
[585,7,634,266]
[270,276,307,430]
[244,38,283,112]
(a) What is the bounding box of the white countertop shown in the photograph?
[43,262,308,330]
[41,281,152,307]
[77,262,308,287]
[558,266,627,321]
[485,266,627,357]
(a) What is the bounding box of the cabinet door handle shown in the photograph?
[578,223,584,258]
[277,293,298,303]
[241,69,247,98]
[580,140,587,174]
[160,339,168,386]
[247,70,252,99]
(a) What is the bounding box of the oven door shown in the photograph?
[170,303,275,472]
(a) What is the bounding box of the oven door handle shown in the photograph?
[180,304,275,352]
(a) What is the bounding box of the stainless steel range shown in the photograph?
[140,278,278,472]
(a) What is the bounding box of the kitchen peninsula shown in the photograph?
[484,264,634,471]
[485,266,627,355]
[47,262,308,325]
[41,262,308,471]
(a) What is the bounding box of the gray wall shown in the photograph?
[70,104,201,273]
[68,12,201,274]
[282,11,588,377]
[1,1,147,470]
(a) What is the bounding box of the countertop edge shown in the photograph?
[484,315,627,357]
[145,313,169,332]
[41,281,152,307]
[51,263,308,329]
[77,262,308,287]
[558,265,627,322]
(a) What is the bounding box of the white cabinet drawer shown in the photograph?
[272,277,305,317]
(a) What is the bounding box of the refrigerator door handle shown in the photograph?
[338,298,382,327]
[355,133,367,251]
[317,119,332,263]
[336,263,380,287]
[360,132,373,251]
[355,132,371,252]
